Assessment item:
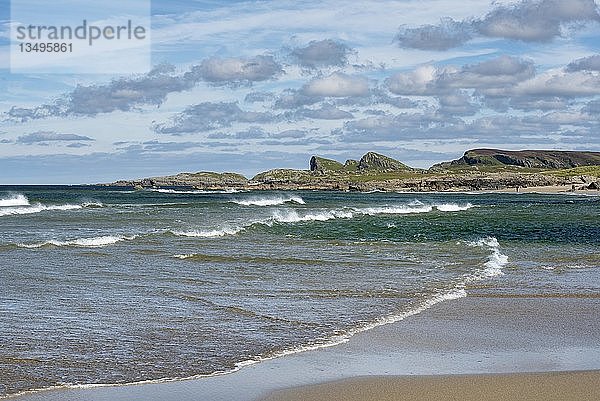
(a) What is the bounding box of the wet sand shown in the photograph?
[262,371,600,401]
[9,296,600,401]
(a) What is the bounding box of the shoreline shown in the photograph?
[2,182,599,196]
[9,295,600,401]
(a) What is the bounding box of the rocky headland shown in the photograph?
[104,149,600,192]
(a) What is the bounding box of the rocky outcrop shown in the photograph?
[110,172,248,189]
[102,149,600,192]
[358,152,412,171]
[441,149,600,169]
[309,156,344,172]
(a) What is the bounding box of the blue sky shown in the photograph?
[1,0,600,184]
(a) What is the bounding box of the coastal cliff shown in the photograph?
[103,149,600,192]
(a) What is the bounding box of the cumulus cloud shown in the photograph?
[395,18,473,51]
[477,0,599,42]
[291,39,352,68]
[336,109,596,144]
[336,112,460,142]
[485,69,600,97]
[302,73,370,97]
[450,55,536,87]
[386,65,440,95]
[153,102,277,134]
[191,55,282,85]
[7,64,200,121]
[6,55,282,121]
[16,131,95,144]
[437,91,479,116]
[567,54,600,71]
[395,0,600,50]
[387,56,536,98]
[274,89,321,109]
[274,74,371,109]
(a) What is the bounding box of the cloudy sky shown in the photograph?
[1,0,600,184]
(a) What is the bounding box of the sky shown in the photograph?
[1,0,599,184]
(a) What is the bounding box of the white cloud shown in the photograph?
[302,73,370,97]
[193,55,282,84]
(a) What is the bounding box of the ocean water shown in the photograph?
[0,186,599,397]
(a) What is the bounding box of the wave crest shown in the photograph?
[18,235,137,248]
[0,194,30,207]
[170,227,246,238]
[467,236,509,278]
[231,195,305,207]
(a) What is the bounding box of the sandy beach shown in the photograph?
[261,371,600,401]
[485,184,599,195]
[9,294,600,401]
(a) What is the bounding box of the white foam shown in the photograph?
[171,227,246,238]
[359,204,433,215]
[82,202,104,208]
[434,203,473,212]
[149,188,240,194]
[18,235,137,248]
[0,194,30,207]
[0,203,82,217]
[466,236,509,278]
[271,209,353,223]
[232,195,305,206]
[173,254,195,259]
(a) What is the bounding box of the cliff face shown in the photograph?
[446,149,600,169]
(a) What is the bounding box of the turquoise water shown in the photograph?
[0,187,599,396]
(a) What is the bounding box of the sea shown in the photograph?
[0,186,599,397]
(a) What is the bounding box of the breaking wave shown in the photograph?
[168,201,475,239]
[18,235,138,248]
[170,227,246,238]
[466,236,509,279]
[149,188,240,194]
[231,195,305,206]
[435,203,473,212]
[358,201,473,215]
[0,204,82,217]
[0,194,30,207]
[0,195,103,217]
